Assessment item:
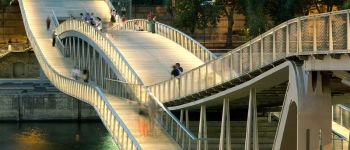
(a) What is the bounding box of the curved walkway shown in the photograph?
[106,30,204,85]
[21,0,179,149]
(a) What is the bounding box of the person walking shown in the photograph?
[110,9,116,23]
[171,65,180,77]
[84,13,90,22]
[175,63,183,73]
[80,13,84,20]
[82,69,89,83]
[52,31,57,47]
[46,16,51,30]
[96,17,102,31]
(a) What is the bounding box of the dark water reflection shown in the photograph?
[0,122,118,150]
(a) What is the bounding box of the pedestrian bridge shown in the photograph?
[18,0,350,149]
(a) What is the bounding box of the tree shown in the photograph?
[215,0,237,48]
[238,0,270,36]
[0,0,13,43]
[173,0,220,36]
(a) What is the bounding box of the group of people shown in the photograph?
[110,9,126,30]
[80,12,103,31]
[71,66,89,83]
[134,21,144,31]
[171,63,183,77]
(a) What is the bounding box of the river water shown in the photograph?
[0,122,118,150]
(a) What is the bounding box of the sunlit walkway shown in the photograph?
[106,30,204,85]
[21,0,180,149]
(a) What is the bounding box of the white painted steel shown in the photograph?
[124,19,217,63]
[55,18,204,150]
[141,10,350,104]
[19,0,141,149]
[56,19,143,84]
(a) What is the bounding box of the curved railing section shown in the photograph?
[105,79,206,150]
[124,19,217,62]
[56,19,143,85]
[148,10,350,103]
[18,1,141,149]
[54,18,204,149]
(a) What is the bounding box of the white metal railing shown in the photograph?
[332,130,349,150]
[333,104,350,130]
[104,0,116,11]
[56,19,143,85]
[146,10,350,103]
[54,18,204,149]
[50,8,59,27]
[105,79,206,150]
[18,1,141,150]
[124,19,217,62]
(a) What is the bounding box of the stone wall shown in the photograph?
[0,1,27,43]
[0,51,40,78]
[0,89,99,121]
[0,52,99,121]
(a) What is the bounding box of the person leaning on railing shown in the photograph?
[82,69,89,83]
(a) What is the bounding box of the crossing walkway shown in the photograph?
[20,0,181,149]
[106,30,204,85]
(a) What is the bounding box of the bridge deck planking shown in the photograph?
[22,0,180,149]
[106,31,205,85]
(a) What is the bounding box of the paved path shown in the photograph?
[107,94,179,149]
[106,30,204,85]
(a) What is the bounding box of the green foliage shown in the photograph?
[232,0,269,36]
[265,0,306,24]
[342,0,350,9]
[174,0,220,35]
[0,0,12,8]
[133,0,164,5]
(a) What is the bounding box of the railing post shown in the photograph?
[313,16,317,52]
[298,18,302,52]
[286,22,290,55]
[249,43,253,71]
[347,11,350,51]
[260,36,264,66]
[245,88,259,150]
[219,98,231,150]
[273,31,276,61]
[329,14,333,51]
[197,105,207,150]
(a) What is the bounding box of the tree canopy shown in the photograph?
[173,0,220,36]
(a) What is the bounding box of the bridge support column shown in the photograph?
[273,63,332,150]
[197,105,208,150]
[219,98,231,150]
[184,109,191,150]
[245,88,259,150]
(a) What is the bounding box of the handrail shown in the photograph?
[56,19,144,85]
[124,19,217,62]
[334,104,350,131]
[55,18,202,149]
[332,130,348,140]
[146,9,350,103]
[18,1,141,149]
[51,9,59,27]
[104,0,116,11]
[105,78,202,149]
